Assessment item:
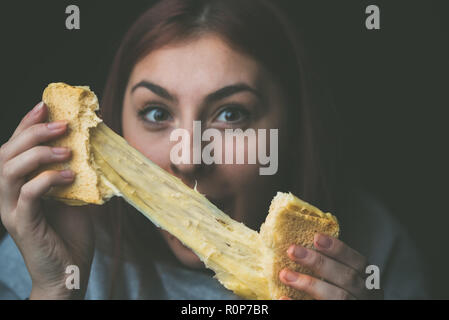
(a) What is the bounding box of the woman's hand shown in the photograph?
[278,233,383,300]
[0,102,95,299]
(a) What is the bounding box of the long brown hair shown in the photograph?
[100,0,338,298]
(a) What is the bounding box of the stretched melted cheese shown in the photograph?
[91,122,270,299]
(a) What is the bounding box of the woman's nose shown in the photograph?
[168,125,211,187]
[170,159,201,176]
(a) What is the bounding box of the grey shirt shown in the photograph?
[0,189,432,299]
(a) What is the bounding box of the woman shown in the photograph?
[0,0,430,299]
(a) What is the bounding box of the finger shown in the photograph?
[279,268,356,300]
[1,146,72,212]
[14,170,75,236]
[4,146,72,181]
[10,102,48,141]
[1,121,68,162]
[287,244,366,298]
[314,234,368,273]
[2,146,72,202]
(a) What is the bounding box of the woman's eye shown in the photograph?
[215,106,249,123]
[139,106,171,123]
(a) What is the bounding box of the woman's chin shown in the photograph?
[160,230,205,269]
[179,247,205,269]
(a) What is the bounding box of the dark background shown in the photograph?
[0,0,447,298]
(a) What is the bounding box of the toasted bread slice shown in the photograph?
[32,83,115,205]
[260,192,339,299]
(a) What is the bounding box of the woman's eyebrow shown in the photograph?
[205,83,262,104]
[131,81,174,101]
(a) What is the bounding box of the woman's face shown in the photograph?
[122,33,288,268]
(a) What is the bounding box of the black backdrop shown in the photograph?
[0,0,447,299]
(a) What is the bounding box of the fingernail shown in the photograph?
[47,121,67,131]
[316,234,332,249]
[282,269,298,282]
[31,102,44,115]
[291,245,307,259]
[60,170,74,178]
[52,147,69,155]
